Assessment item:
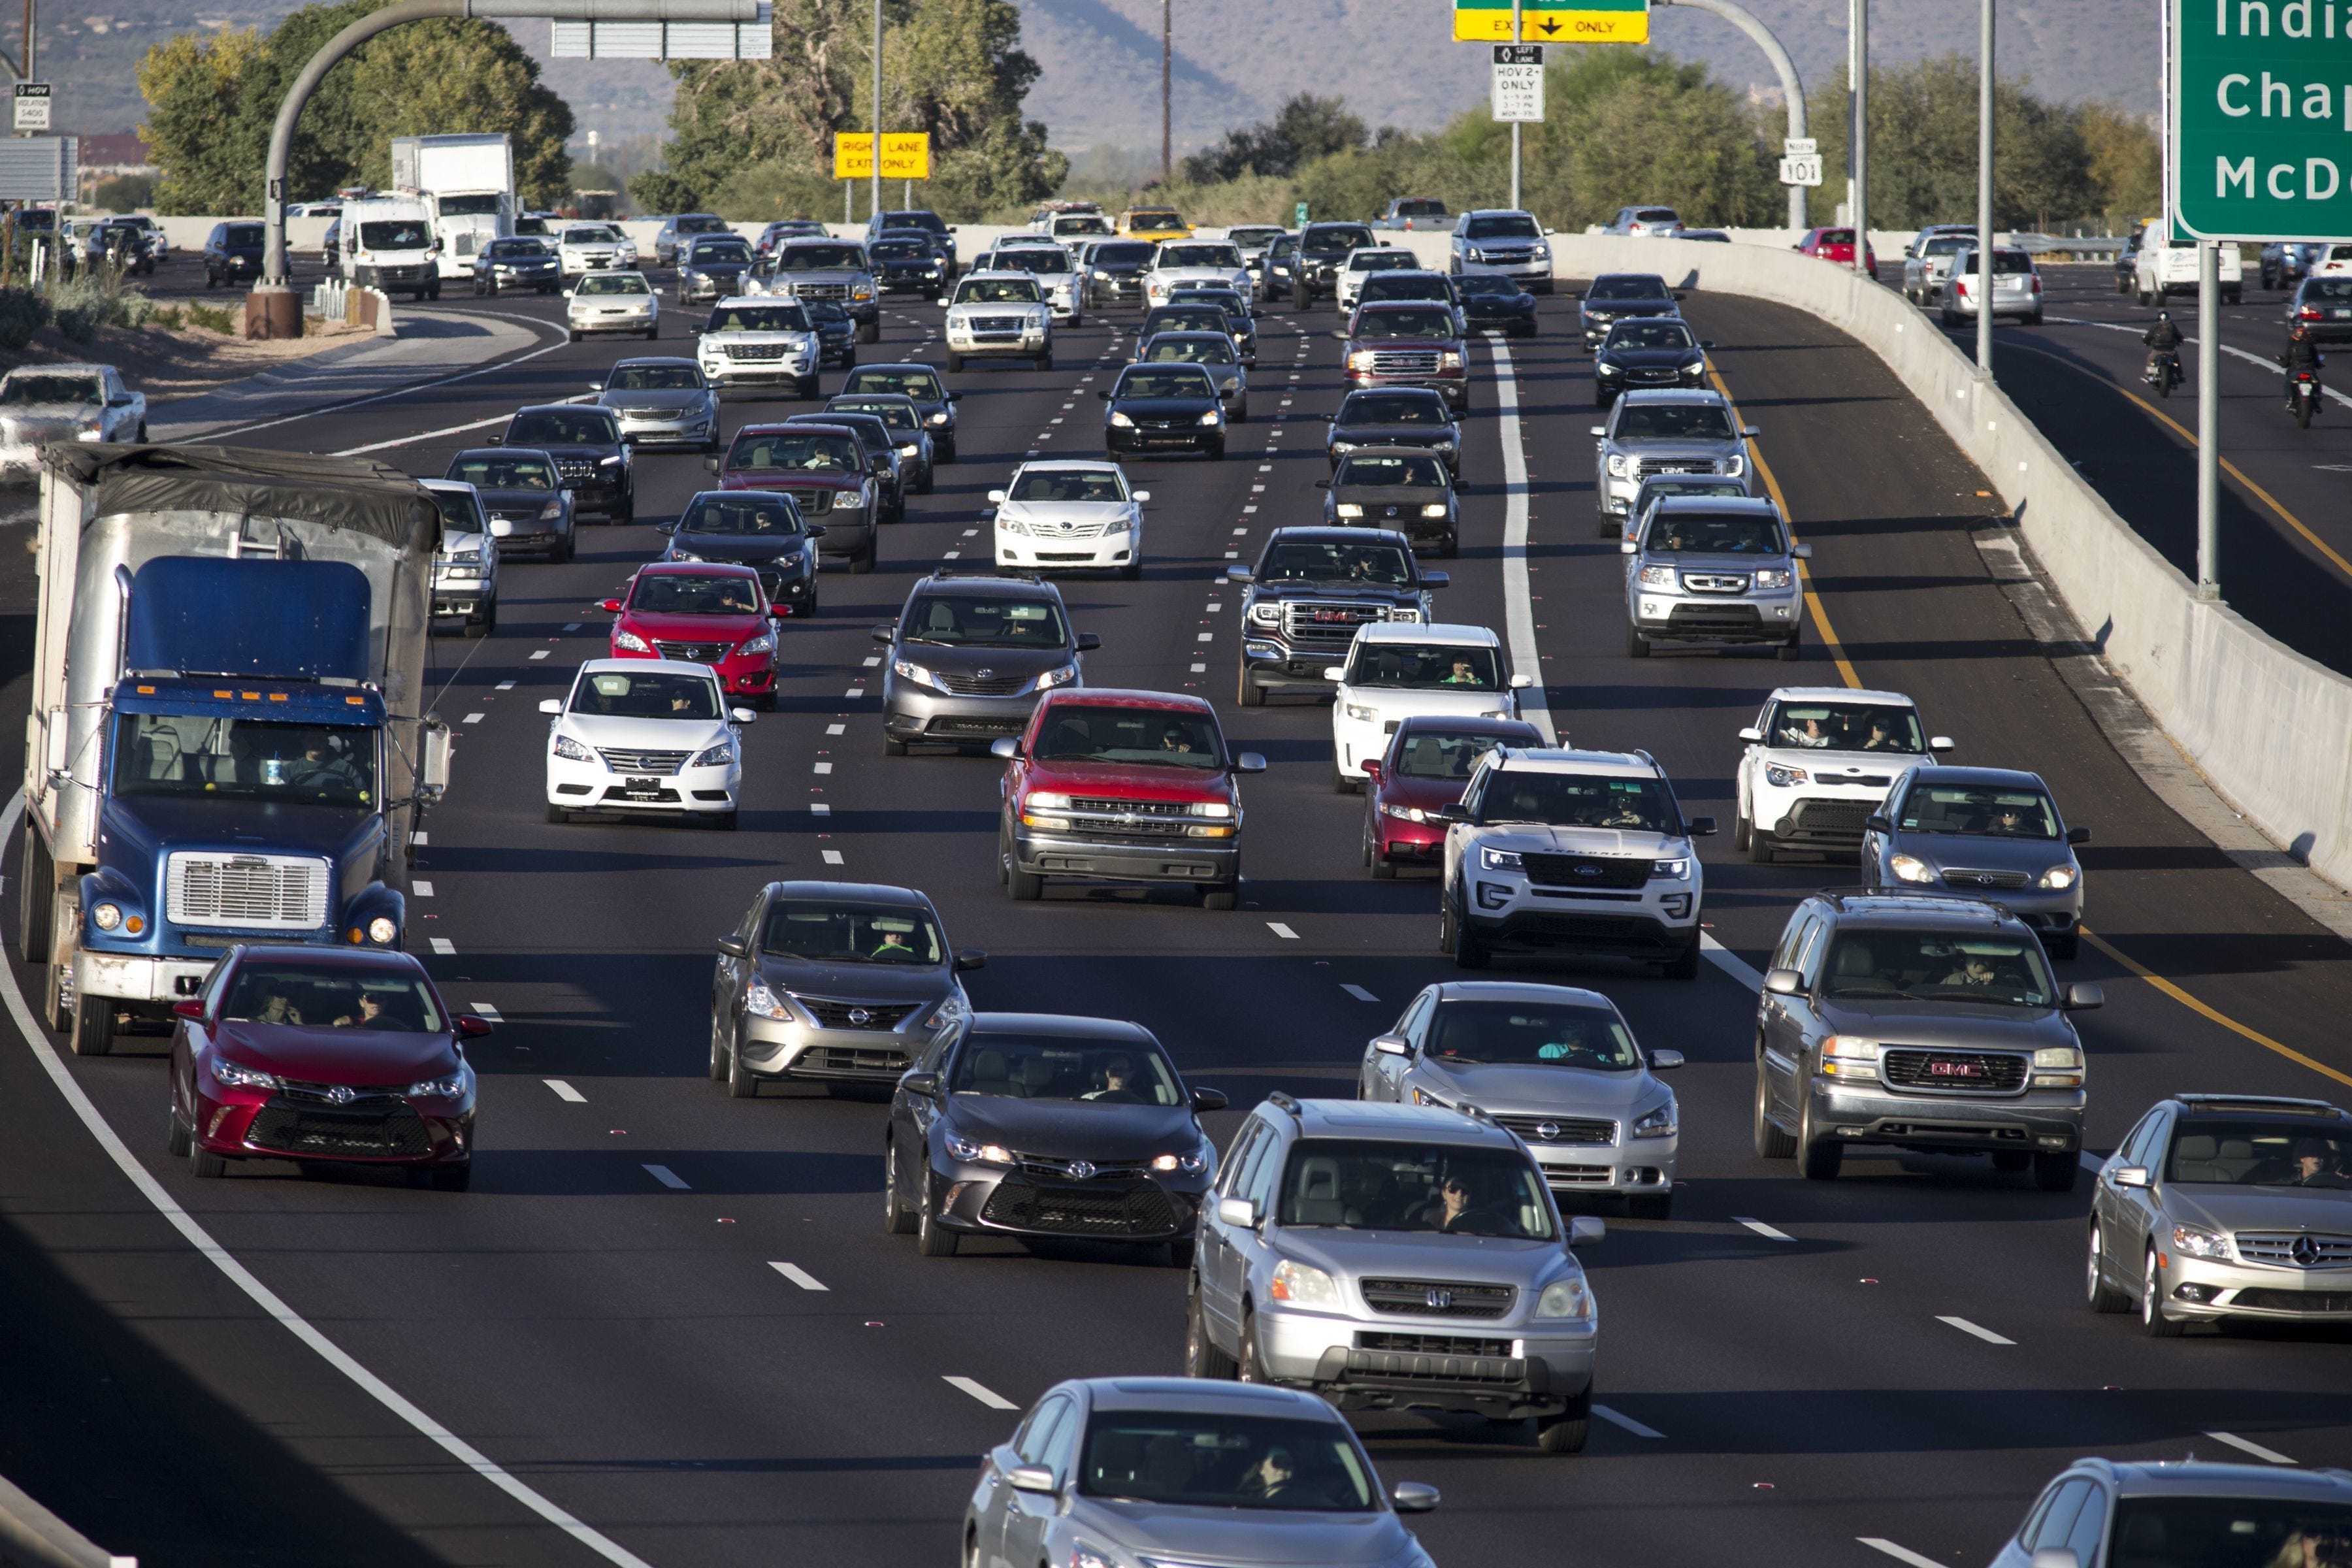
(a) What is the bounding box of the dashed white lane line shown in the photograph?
[643,1164,690,1190]
[412,832,429,845]
[811,803,832,816]
[813,762,834,774]
[1189,662,1206,673]
[1592,1404,1665,1439]
[861,656,881,667]
[1196,632,1213,642]
[470,1003,500,1021]
[822,849,845,865]
[545,1079,587,1103]
[563,622,582,632]
[826,723,845,735]
[843,687,865,699]
[2206,1431,2297,1465]
[1267,922,1299,939]
[412,880,435,897]
[1936,1315,2014,1346]
[429,938,455,955]
[1860,1540,1946,1568]
[943,549,961,559]
[495,681,515,691]
[463,713,484,725]
[770,1262,829,1292]
[1339,984,1379,1002]
[944,1375,1019,1410]
[1733,1217,1794,1241]
[529,649,549,661]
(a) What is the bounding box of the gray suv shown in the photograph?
[1623,494,1807,659]
[1186,1094,1605,1454]
[1754,892,2101,1189]
[1985,1458,2352,1568]
[1593,389,1758,529]
[1862,766,2090,958]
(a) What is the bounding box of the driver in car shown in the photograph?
[870,928,919,960]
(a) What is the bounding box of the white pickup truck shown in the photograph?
[2134,229,2244,306]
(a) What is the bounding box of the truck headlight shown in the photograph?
[553,734,595,762]
[1535,1278,1592,1320]
[1420,503,1449,517]
[1887,853,1936,884]
[537,501,563,521]
[1440,350,1463,369]
[1335,503,1364,517]
[367,916,399,945]
[1650,857,1690,879]
[1631,1103,1677,1139]
[1821,1035,1880,1066]
[1751,568,1793,590]
[2040,864,2078,889]
[1249,602,1280,625]
[1479,845,1523,871]
[1347,350,1376,371]
[1724,455,1747,476]
[1606,454,1629,477]
[1268,1259,1339,1306]
[1024,792,1071,811]
[91,902,123,931]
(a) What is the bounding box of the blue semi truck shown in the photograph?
[18,444,451,1054]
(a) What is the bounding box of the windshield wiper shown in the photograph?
[1910,988,2042,1006]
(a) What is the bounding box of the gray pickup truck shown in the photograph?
[749,238,881,342]
[1371,197,1451,231]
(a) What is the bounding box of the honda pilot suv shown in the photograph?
[1735,686,1953,862]
[1753,891,2100,1188]
[1593,389,1758,529]
[1622,495,1808,659]
[1230,529,1446,708]
[1186,1094,1604,1453]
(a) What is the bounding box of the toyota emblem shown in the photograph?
[1536,1122,1561,1141]
[847,1007,874,1026]
[2293,1234,2322,1265]
[1058,520,1075,531]
[327,1085,355,1105]
[975,669,994,680]
[1064,1160,1097,1181]
[1424,1288,1454,1311]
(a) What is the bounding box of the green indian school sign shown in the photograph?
[2170,0,2352,238]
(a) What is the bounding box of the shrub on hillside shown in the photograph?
[0,287,50,349]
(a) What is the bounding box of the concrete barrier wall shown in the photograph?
[1543,233,2352,892]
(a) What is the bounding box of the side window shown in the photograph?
[1039,1402,1083,1484]
[1771,911,1816,973]
[1013,1396,1070,1465]
[1795,917,1832,989]
[2026,1480,2093,1552]
[1392,989,1436,1045]
[2062,1484,2108,1567]
[1217,1119,1267,1196]
[2122,1110,2170,1171]
[1243,1133,1286,1212]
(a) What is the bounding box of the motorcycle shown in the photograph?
[2292,368,2323,428]
[2144,351,2182,399]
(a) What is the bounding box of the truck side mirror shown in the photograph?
[419,719,453,798]
[1421,570,1449,588]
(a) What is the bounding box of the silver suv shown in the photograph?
[1985,1457,2352,1568]
[1754,892,2101,1188]
[1622,494,1807,660]
[1592,389,1758,529]
[1186,1094,1605,1453]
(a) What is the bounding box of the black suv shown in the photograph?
[1226,527,1446,706]
[842,363,962,463]
[494,404,633,523]
[875,567,1099,754]
[204,221,267,289]
[1294,221,1379,308]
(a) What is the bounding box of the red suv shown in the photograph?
[599,561,780,705]
[1341,300,1469,412]
[1797,226,1878,279]
[1360,715,1542,878]
[707,421,881,574]
[990,689,1266,909]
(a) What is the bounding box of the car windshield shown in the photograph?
[1143,335,1235,365]
[111,715,378,807]
[760,900,945,963]
[1393,728,1520,779]
[845,367,944,400]
[1354,307,1456,340]
[358,220,429,248]
[948,1033,1184,1104]
[607,363,704,391]
[1360,275,1450,302]
[570,670,721,719]
[1425,1000,1642,1068]
[0,373,99,405]
[564,225,623,244]
[1821,932,2057,1005]
[1337,453,1448,488]
[1260,541,1414,585]
[676,215,728,234]
[957,276,1042,303]
[2165,1121,2352,1187]
[1276,1138,1554,1237]
[792,414,887,453]
[1092,242,1156,265]
[774,244,866,269]
[1464,215,1541,240]
[1341,391,1450,425]
[1646,509,1784,553]
[1898,785,2060,838]
[1009,468,1126,503]
[1147,308,1231,335]
[832,398,918,431]
[1054,217,1112,235]
[1114,368,1217,399]
[879,212,945,233]
[508,410,618,446]
[1614,403,1735,440]
[995,249,1071,274]
[1080,1412,1377,1512]
[1348,642,1499,691]
[1159,244,1241,268]
[448,454,554,489]
[676,494,802,536]
[429,487,486,532]
[1303,225,1375,253]
[1128,212,1184,229]
[726,431,860,471]
[630,572,763,614]
[1032,704,1223,768]
[1480,771,1671,830]
[904,595,1068,645]
[685,238,751,264]
[220,964,443,1031]
[2097,1495,2352,1567]
[1454,273,1524,297]
[1768,702,1926,753]
[576,274,649,295]
[1171,286,1247,314]
[1590,275,1672,301]
[485,239,549,258]
[708,303,809,332]
[1609,321,1697,351]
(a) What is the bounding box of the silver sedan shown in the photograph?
[595,357,720,451]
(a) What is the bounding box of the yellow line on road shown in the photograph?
[2081,928,2352,1088]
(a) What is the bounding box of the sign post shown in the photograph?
[11,84,50,133]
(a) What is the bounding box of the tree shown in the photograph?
[2078,103,2159,231]
[136,26,263,214]
[1806,57,2098,231]
[1182,94,1369,184]
[1520,50,1778,229]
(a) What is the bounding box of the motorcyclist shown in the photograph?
[2142,311,2181,385]
[2280,322,2325,408]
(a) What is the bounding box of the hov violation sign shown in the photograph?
[2168,0,2352,240]
[834,132,930,180]
[11,84,50,133]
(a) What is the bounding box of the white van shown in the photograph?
[340,197,441,299]
[2134,221,2244,305]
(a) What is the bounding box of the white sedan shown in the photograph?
[566,271,659,342]
[542,660,751,828]
[990,460,1149,580]
[0,363,145,479]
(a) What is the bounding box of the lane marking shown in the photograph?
[1699,933,1766,990]
[643,1164,690,1190]
[1733,1217,1795,1241]
[429,938,455,955]
[412,831,429,845]
[495,681,515,691]
[1860,1540,1948,1568]
[843,687,864,699]
[945,1375,1019,1410]
[462,713,484,725]
[1189,662,1206,673]
[412,880,435,897]
[822,849,845,865]
[811,803,832,816]
[2081,928,2352,1088]
[1266,922,1299,939]
[529,649,548,661]
[1340,983,1379,1002]
[0,792,658,1568]
[545,1079,587,1103]
[769,1262,828,1292]
[471,1003,501,1021]
[563,622,582,632]
[1705,367,1861,688]
[825,723,845,735]
[1592,1404,1665,1439]
[1484,333,1558,742]
[813,762,833,774]
[2080,1150,2106,1171]
[2206,1430,2296,1465]
[1936,1315,2014,1345]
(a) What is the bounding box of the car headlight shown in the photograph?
[1420,503,1449,518]
[927,410,950,425]
[1725,455,1747,476]
[613,629,651,653]
[1650,857,1690,879]
[997,514,1031,536]
[1887,853,1936,885]
[946,1134,1015,1166]
[736,631,776,657]
[1034,663,1080,691]
[1198,410,1222,426]
[1343,702,1379,722]
[1410,1085,1451,1108]
[91,901,122,931]
[892,657,936,687]
[552,734,595,762]
[692,738,737,767]
[1596,362,1623,377]
[1070,1543,1117,1568]
[1682,356,1707,372]
[1434,438,1456,450]
[1535,1277,1593,1320]
[537,500,563,521]
[921,993,972,1030]
[407,1068,468,1098]
[598,454,623,468]
[1335,503,1365,517]
[1637,564,1675,589]
[1763,763,1808,787]
[2040,864,2079,889]
[1631,1103,1677,1139]
[898,443,920,457]
[1330,440,1358,453]
[1480,845,1523,870]
[667,549,704,563]
[1606,454,1629,477]
[2170,1224,2231,1260]
[1149,1149,1209,1175]
[1347,350,1376,371]
[1752,568,1794,589]
[743,981,793,1021]
[1268,1258,1340,1306]
[1107,410,1135,427]
[212,1056,283,1091]
[1382,802,1426,822]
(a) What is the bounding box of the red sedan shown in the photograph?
[169,945,491,1189]
[600,561,780,705]
[1797,226,1878,280]
[1360,714,1542,878]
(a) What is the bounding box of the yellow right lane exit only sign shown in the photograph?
[1454,0,1648,44]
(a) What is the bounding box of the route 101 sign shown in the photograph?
[2168,0,2352,240]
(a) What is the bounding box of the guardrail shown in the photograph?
[1544,231,2352,896]
[0,1470,134,1568]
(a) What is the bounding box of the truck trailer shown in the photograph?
[392,133,516,280]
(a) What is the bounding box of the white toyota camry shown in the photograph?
[990,460,1149,580]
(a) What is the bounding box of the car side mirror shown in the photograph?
[1793,542,1813,559]
[1648,1049,1684,1070]
[1685,816,1716,837]
[872,625,897,644]
[1233,752,1267,774]
[953,949,988,972]
[1315,480,1330,489]
[1075,632,1102,651]
[1330,330,1348,340]
[538,698,563,715]
[1224,564,1255,585]
[1701,339,1716,349]
[655,521,676,534]
[1507,674,1534,689]
[1217,1196,1259,1229]
[717,934,749,957]
[990,736,1022,760]
[2113,1166,2151,1189]
[1621,537,1639,555]
[1763,967,1803,996]
[457,1015,495,1039]
[173,998,204,1020]
[1361,759,1382,781]
[599,598,624,613]
[1567,1217,1605,1248]
[1391,1482,1440,1514]
[1420,570,1449,589]
[1005,1465,1058,1495]
[587,380,604,391]
[1929,735,1956,751]
[2065,983,2105,1012]
[483,434,502,446]
[1741,425,1761,438]
[808,524,828,538]
[1738,727,1764,743]
[948,391,964,401]
[1133,489,1152,502]
[987,489,1007,504]
[1190,1085,1229,1112]
[935,297,951,308]
[1096,389,1112,399]
[1433,803,1469,824]
[898,1070,941,1098]
[2067,825,2092,845]
[1590,425,1607,437]
[1322,665,1348,681]
[704,455,720,473]
[1373,1034,1409,1057]
[1864,814,1893,834]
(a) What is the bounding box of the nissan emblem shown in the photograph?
[1537,1122,1561,1141]
[847,1007,874,1026]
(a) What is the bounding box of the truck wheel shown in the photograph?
[1626,625,1651,659]
[1776,630,1802,661]
[859,317,881,344]
[1536,1392,1590,1454]
[71,1000,115,1057]
[17,822,51,964]
[1033,351,1054,372]
[1797,1099,1842,1180]
[945,351,964,374]
[1452,913,1491,971]
[1753,1068,1797,1158]
[2225,287,2242,306]
[464,601,496,639]
[1237,667,1266,707]
[1004,831,1043,902]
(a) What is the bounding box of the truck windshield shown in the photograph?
[1340,391,1449,425]
[1349,643,1499,689]
[726,431,859,471]
[112,715,376,808]
[1462,215,1539,240]
[1614,404,1733,441]
[1032,705,1223,768]
[2102,1495,2352,1564]
[1352,307,1454,340]
[1820,932,2055,1007]
[1260,542,1413,585]
[1276,1139,1554,1238]
[429,487,487,532]
[1478,772,1668,830]
[0,374,99,405]
[1157,244,1240,269]
[708,303,810,332]
[435,195,502,216]
[774,244,866,270]
[359,221,429,249]
[221,964,444,1031]
[956,276,1041,303]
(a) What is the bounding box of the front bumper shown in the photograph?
[1344,367,1469,406]
[882,674,1047,743]
[615,408,717,446]
[77,948,222,1005]
[946,325,1050,357]
[1524,1137,1678,1196]
[700,351,815,387]
[1370,815,1445,868]
[2151,1254,2352,1324]
[609,644,775,696]
[1758,788,1886,853]
[1241,644,1348,693]
[1010,825,1239,888]
[740,1013,946,1083]
[189,1084,472,1168]
[1256,1303,1595,1418]
[1806,1077,2085,1154]
[483,265,559,289]
[546,755,742,814]
[998,528,1136,569]
[1630,587,1801,643]
[931,1158,1205,1242]
[570,310,657,335]
[1464,900,1699,959]
[432,576,495,619]
[1107,424,1220,454]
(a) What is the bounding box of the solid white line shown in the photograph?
[429,938,455,955]
[196,312,572,446]
[769,1262,828,1292]
[944,1375,1019,1410]
[544,1079,587,1103]
[0,792,656,1568]
[1266,922,1299,939]
[1340,984,1378,1002]
[1733,1217,1794,1241]
[1699,933,1766,990]
[1936,1315,2015,1345]
[643,1164,690,1190]
[2206,1430,2297,1465]
[1485,333,1556,744]
[1860,1539,1948,1568]
[1592,1404,1665,1439]
[412,880,434,897]
[471,1003,502,1021]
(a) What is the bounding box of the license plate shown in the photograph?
[624,777,662,798]
[2335,310,2349,318]
[1928,1060,1987,1078]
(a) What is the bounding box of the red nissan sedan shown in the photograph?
[1360,714,1542,878]
[600,561,780,705]
[169,945,491,1189]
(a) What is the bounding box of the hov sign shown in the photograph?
[1492,46,1545,122]
[2168,0,2352,239]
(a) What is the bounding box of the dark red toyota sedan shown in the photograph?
[1360,715,1542,878]
[169,946,491,1190]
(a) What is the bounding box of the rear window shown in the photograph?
[1462,214,1539,240]
[1961,252,2035,274]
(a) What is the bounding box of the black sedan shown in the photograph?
[471,237,561,295]
[660,489,823,616]
[1327,386,1460,477]
[2289,275,2352,343]
[885,1013,1226,1262]
[805,298,860,368]
[494,404,634,523]
[1101,365,1226,460]
[676,234,755,304]
[1575,272,1682,351]
[1456,270,1539,336]
[1593,317,1712,406]
[843,363,962,463]
[1319,448,1458,555]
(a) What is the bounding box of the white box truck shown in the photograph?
[393,133,515,280]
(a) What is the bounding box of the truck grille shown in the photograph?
[972,314,1028,334]
[1360,1279,1515,1318]
[167,853,330,930]
[1282,600,1390,650]
[1522,853,1648,890]
[788,996,919,1030]
[1635,457,1721,479]
[1880,1049,2028,1092]
[1940,868,2031,890]
[1070,798,1188,817]
[786,281,851,300]
[1367,350,1441,374]
[1492,1113,1617,1146]
[596,747,692,776]
[781,489,834,514]
[2233,1232,2352,1267]
[981,1177,1177,1236]
[652,640,732,663]
[934,670,1030,695]
[724,342,792,361]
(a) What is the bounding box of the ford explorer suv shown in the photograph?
[1753,891,2100,1188]
[1229,529,1445,708]
[1187,1094,1605,1452]
[1592,389,1757,529]
[1437,746,1712,977]
[1450,210,1552,293]
[747,238,881,341]
[878,567,1097,753]
[1735,685,1953,862]
[1328,622,1529,794]
[941,270,1054,373]
[1340,301,1470,412]
[694,296,821,398]
[993,688,1266,909]
[1622,495,1808,659]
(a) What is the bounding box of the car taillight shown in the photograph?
[1955,280,1970,297]
[2031,276,2042,293]
[2302,306,2325,319]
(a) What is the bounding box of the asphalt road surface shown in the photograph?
[0,261,2346,1568]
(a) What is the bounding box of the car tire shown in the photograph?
[851,536,876,574]
[463,602,495,638]
[1628,1191,1673,1220]
[1733,808,1752,851]
[1661,937,1699,979]
[568,329,581,343]
[1371,852,1396,881]
[1452,911,1490,972]
[945,351,964,373]
[709,809,738,831]
[1626,625,1651,659]
[1237,668,1266,708]
[708,1019,729,1081]
[189,1137,227,1179]
[726,1030,759,1098]
[796,376,817,399]
[1797,1097,1842,1180]
[885,1140,919,1235]
[2142,1249,2185,1336]
[938,437,957,464]
[1536,1394,1590,1454]
[553,532,575,563]
[1201,881,1239,912]
[1754,1067,1796,1157]
[1748,825,1776,864]
[166,1109,191,1158]
[429,1163,472,1192]
[917,1177,960,1256]
[2087,1223,2130,1313]
[1236,1309,1269,1381]
[1206,440,1225,461]
[1333,767,1361,795]
[71,1000,115,1057]
[883,734,907,757]
[2033,1151,2080,1192]
[1005,838,1043,902]
[2225,288,2242,306]
[1186,1286,1237,1378]
[858,317,881,345]
[1776,630,1802,661]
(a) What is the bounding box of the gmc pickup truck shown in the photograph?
[1371,198,1450,232]
[1226,526,1445,707]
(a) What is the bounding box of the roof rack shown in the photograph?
[1815,888,2011,917]
[1266,1090,1303,1120]
[2172,1094,2345,1117]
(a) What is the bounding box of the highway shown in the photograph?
[1,261,2348,1568]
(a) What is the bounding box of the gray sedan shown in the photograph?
[593,357,720,451]
[1861,765,2088,958]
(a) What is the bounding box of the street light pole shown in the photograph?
[1850,0,1867,276]
[1161,0,1171,184]
[1974,0,1994,376]
[1510,0,1522,212]
[870,0,882,227]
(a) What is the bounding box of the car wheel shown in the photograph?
[1206,440,1225,461]
[1371,852,1396,881]
[2142,1249,2185,1335]
[850,537,875,574]
[883,734,907,757]
[567,329,581,343]
[885,1139,919,1235]
[189,1137,227,1179]
[2087,1223,2130,1313]
[1628,1191,1673,1220]
[1661,937,1699,979]
[1753,1065,1796,1158]
[166,1108,191,1158]
[1236,1309,1269,1382]
[1452,909,1490,971]
[553,532,575,563]
[1626,625,1651,659]
[858,317,881,344]
[1733,807,1752,851]
[917,1176,960,1256]
[1536,1392,1590,1454]
[1797,1096,1842,1180]
[1121,559,1142,581]
[1186,1286,1237,1377]
[945,351,964,374]
[463,604,494,638]
[1034,352,1053,372]
[1201,881,1238,911]
[708,1018,728,1081]
[1004,835,1043,902]
[2033,1151,2080,1193]
[71,1000,115,1057]
[1748,824,1776,864]
[938,438,957,464]
[1166,1237,1194,1270]
[726,1028,759,1098]
[429,1163,472,1192]
[708,809,738,832]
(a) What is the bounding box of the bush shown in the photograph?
[93,173,156,213]
[0,286,49,350]
[149,304,186,331]
[184,301,237,334]
[45,269,159,339]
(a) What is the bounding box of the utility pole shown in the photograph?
[2197,240,2220,597]
[1974,0,1994,376]
[1850,0,1867,276]
[870,0,882,228]
[1510,0,1522,211]
[1160,0,1171,184]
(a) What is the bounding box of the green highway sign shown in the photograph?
[2169,0,2352,240]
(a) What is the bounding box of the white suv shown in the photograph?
[1326,621,1531,794]
[1335,247,1424,314]
[1439,747,1714,978]
[1734,685,1952,863]
[694,296,819,397]
[989,460,1149,579]
[941,271,1054,372]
